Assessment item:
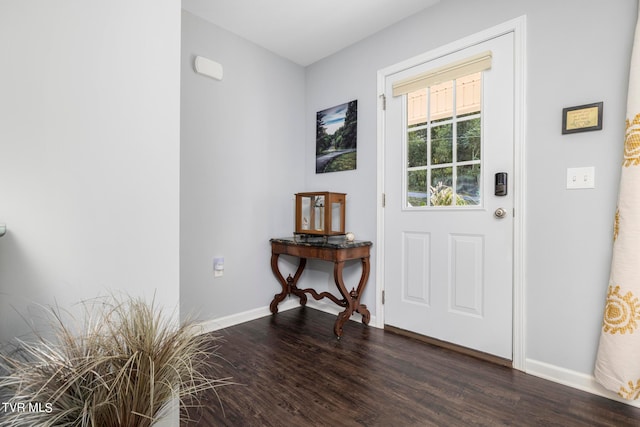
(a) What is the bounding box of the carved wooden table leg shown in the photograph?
[332,256,371,337]
[332,260,352,338]
[289,258,308,306]
[269,253,286,313]
[355,256,371,325]
[269,253,307,313]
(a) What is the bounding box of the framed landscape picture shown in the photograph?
[316,100,357,173]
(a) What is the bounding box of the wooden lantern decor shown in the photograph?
[295,192,346,237]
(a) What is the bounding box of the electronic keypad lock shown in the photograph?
[495,172,508,196]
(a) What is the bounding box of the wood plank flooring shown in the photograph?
[183,307,640,426]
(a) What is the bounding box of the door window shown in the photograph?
[405,72,482,208]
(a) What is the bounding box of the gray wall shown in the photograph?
[0,1,182,342]
[304,0,637,378]
[180,11,305,322]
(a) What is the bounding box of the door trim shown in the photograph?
[375,16,527,370]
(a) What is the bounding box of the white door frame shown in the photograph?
[375,16,527,370]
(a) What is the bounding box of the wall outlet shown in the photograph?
[213,257,224,277]
[566,167,595,189]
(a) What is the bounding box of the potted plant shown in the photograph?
[0,294,233,426]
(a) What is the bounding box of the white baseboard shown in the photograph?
[197,298,298,334]
[525,358,640,408]
[197,298,379,335]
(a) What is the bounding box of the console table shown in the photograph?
[269,237,372,338]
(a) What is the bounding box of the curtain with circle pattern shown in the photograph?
[594,6,640,401]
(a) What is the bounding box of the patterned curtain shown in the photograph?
[594,7,640,401]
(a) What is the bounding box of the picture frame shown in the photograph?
[562,102,603,134]
[316,100,357,173]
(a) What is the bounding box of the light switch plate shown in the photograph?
[567,167,595,189]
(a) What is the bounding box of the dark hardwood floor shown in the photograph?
[183,307,640,426]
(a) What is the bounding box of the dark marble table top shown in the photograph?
[270,236,372,249]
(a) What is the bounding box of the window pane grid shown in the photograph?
[405,72,482,208]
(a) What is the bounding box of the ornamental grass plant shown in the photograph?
[0,294,233,427]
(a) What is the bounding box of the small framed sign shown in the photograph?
[562,102,603,134]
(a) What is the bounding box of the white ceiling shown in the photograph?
[182,0,440,66]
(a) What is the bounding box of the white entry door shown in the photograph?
[383,33,514,359]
